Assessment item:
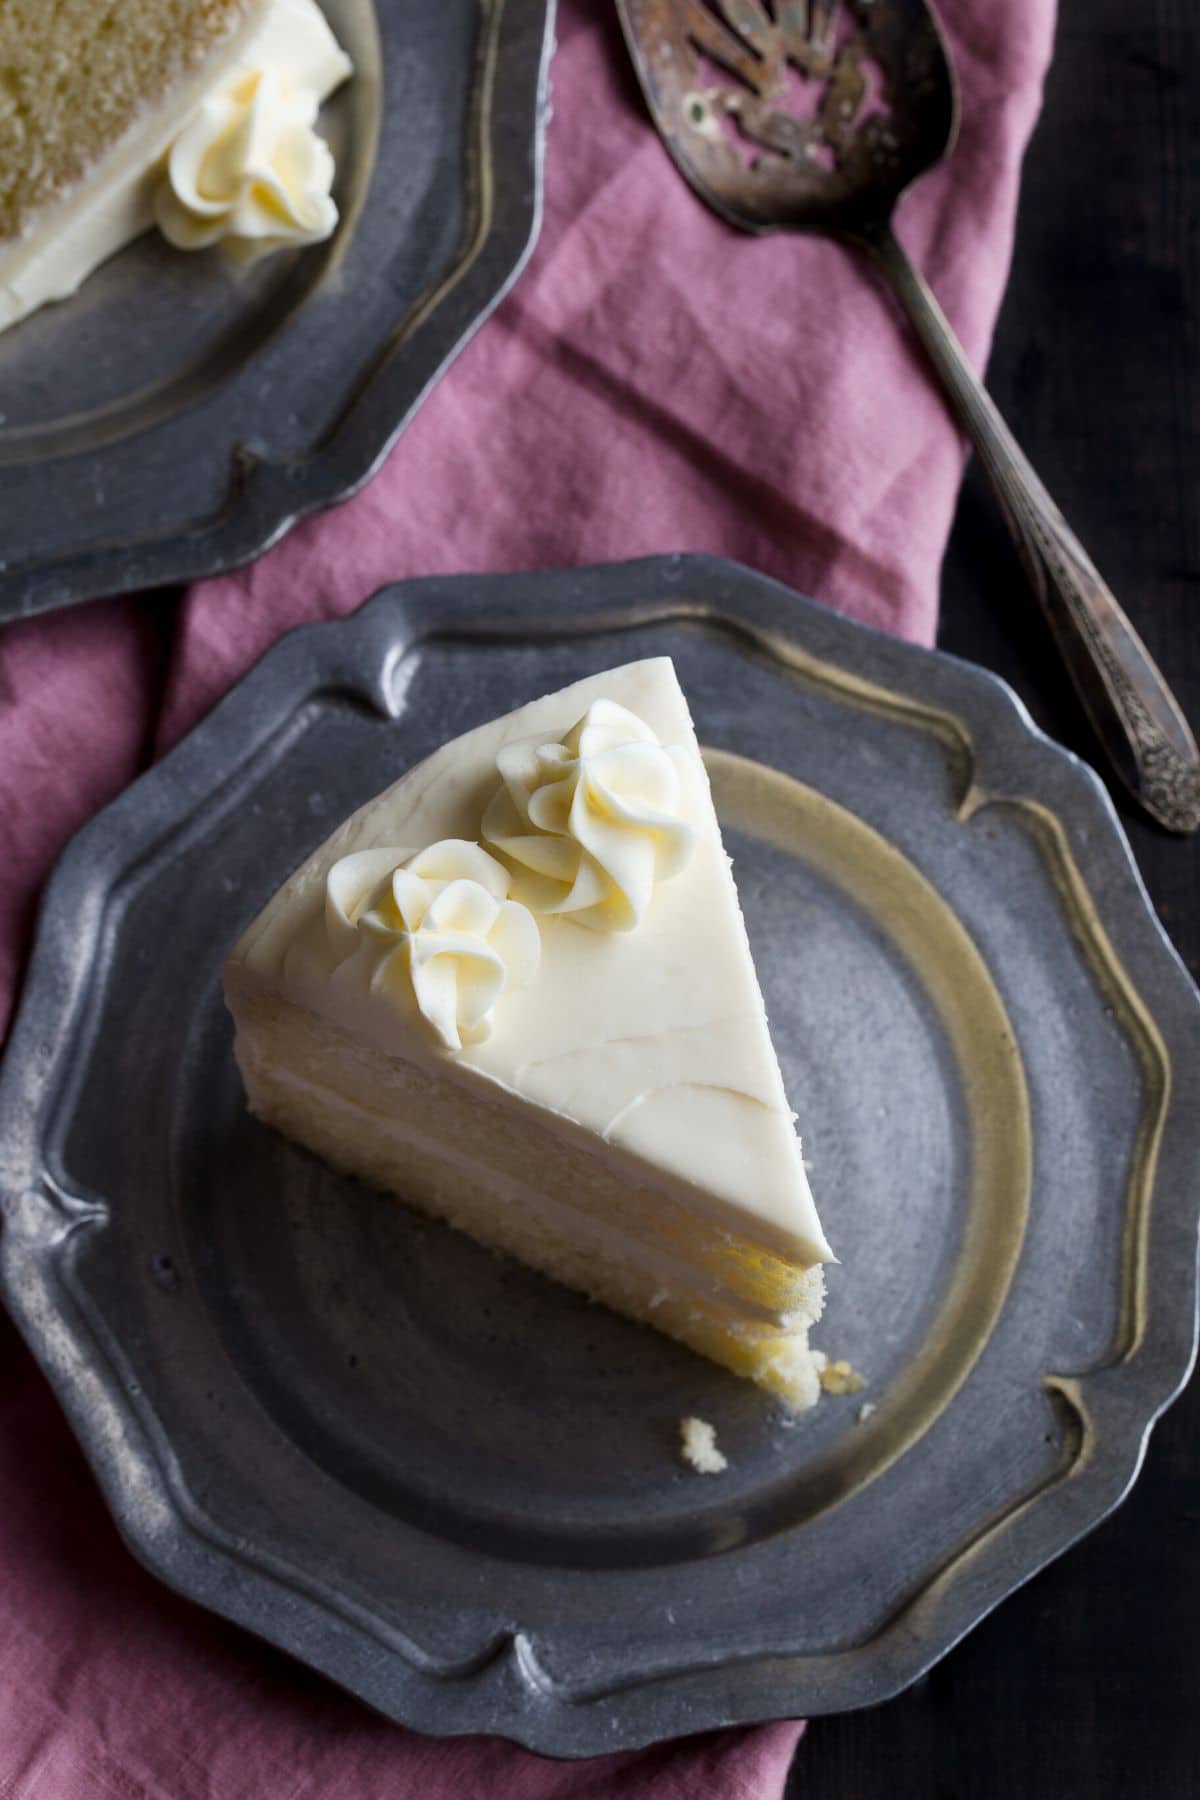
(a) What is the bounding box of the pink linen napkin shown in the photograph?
[0,2,1054,1793]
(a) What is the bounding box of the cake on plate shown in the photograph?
[223,658,835,1406]
[0,0,351,334]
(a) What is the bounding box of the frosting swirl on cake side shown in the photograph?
[309,840,540,1052]
[482,699,697,932]
[154,21,351,262]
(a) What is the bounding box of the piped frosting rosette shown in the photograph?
[312,839,540,1051]
[156,64,343,261]
[482,699,697,932]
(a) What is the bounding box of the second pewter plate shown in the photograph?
[2,555,1198,1752]
[0,0,555,623]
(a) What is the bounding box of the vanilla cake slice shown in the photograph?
[223,658,835,1406]
[0,0,351,332]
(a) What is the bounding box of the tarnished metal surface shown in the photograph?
[615,0,955,233]
[1,556,1198,1753]
[0,0,556,622]
[616,1,1200,831]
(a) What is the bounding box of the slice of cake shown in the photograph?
[0,0,351,334]
[224,658,835,1406]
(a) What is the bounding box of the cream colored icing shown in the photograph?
[0,0,350,333]
[482,698,696,932]
[235,1047,804,1330]
[155,51,345,259]
[285,839,540,1053]
[230,658,833,1268]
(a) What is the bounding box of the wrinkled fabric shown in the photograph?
[0,2,1054,1792]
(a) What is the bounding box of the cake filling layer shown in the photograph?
[228,974,826,1319]
[238,1038,825,1409]
[239,1043,820,1335]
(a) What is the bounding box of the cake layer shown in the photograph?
[234,1003,826,1409]
[228,973,827,1325]
[0,0,254,239]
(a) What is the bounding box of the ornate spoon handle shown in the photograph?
[861,224,1200,835]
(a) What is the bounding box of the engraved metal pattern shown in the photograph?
[1,557,1198,1755]
[616,0,1200,833]
[1019,512,1200,835]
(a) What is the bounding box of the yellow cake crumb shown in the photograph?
[679,1416,728,1474]
[818,1358,866,1397]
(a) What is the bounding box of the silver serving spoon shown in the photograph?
[616,0,1200,833]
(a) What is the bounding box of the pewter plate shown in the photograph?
[0,0,554,624]
[2,556,1199,1755]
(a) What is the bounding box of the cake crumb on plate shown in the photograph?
[818,1358,866,1396]
[679,1416,728,1474]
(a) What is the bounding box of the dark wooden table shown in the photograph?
[792,1,1199,1793]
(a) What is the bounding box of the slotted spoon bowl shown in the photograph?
[617,0,1200,833]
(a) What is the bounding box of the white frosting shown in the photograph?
[230,658,833,1267]
[236,1048,804,1330]
[286,840,540,1054]
[482,699,697,932]
[155,56,344,260]
[0,0,351,333]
